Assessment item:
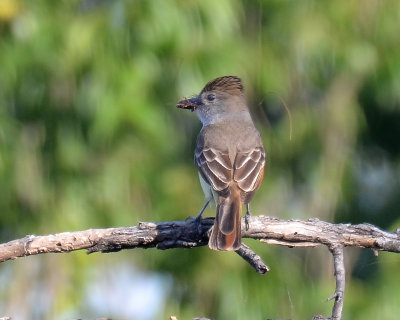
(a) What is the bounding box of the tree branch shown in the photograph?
[327,245,345,320]
[1,215,399,320]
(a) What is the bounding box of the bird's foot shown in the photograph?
[245,204,252,231]
[186,199,210,235]
[185,212,202,223]
[185,213,204,235]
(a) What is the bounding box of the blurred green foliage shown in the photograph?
[0,0,400,319]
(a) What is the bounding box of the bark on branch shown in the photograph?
[0,215,399,320]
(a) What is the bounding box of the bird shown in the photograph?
[176,76,265,251]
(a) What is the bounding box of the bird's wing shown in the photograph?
[195,145,233,194]
[234,146,265,193]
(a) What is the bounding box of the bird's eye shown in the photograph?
[207,93,216,101]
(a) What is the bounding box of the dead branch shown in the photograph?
[0,215,399,320]
[327,245,345,320]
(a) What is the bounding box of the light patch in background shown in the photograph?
[84,263,172,319]
[355,153,397,215]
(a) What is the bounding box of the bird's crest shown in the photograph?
[201,76,244,96]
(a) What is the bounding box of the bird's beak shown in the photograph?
[176,96,201,112]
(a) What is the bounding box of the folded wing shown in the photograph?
[234,146,265,196]
[195,147,232,193]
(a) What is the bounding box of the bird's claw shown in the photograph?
[245,211,251,230]
[245,204,252,231]
[186,199,210,235]
[186,214,203,235]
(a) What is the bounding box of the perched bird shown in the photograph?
[177,76,265,251]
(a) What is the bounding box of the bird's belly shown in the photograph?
[198,172,218,206]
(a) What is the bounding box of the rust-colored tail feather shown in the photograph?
[209,187,242,251]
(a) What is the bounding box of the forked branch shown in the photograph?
[0,215,399,320]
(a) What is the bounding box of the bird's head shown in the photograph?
[177,76,247,125]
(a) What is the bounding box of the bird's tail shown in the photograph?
[209,186,242,251]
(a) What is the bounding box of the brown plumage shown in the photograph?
[177,76,265,251]
[201,76,244,96]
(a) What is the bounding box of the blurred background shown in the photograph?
[0,0,400,319]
